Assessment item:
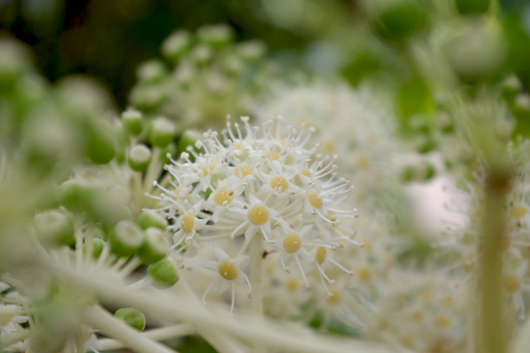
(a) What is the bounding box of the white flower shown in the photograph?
[201,247,251,312]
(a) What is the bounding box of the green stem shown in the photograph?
[480,171,510,353]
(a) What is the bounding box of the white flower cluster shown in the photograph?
[252,81,400,207]
[153,116,360,310]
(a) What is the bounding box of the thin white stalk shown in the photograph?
[144,148,162,193]
[83,305,177,353]
[94,323,195,351]
[249,234,265,353]
[49,260,399,353]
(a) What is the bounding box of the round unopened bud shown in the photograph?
[128,144,152,172]
[416,134,436,154]
[161,30,192,62]
[513,93,530,118]
[85,238,106,259]
[114,308,146,331]
[121,109,144,136]
[414,162,436,181]
[149,117,175,148]
[60,179,101,214]
[147,257,179,289]
[447,28,504,82]
[178,129,201,153]
[33,211,75,247]
[455,0,490,16]
[197,25,233,47]
[236,40,267,61]
[86,121,116,165]
[137,60,168,83]
[137,210,168,230]
[138,227,170,264]
[501,75,522,102]
[372,0,426,42]
[129,85,166,110]
[191,44,213,64]
[110,220,144,257]
[161,142,177,164]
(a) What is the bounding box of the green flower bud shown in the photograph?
[147,257,179,289]
[501,75,522,102]
[161,30,192,62]
[137,210,168,230]
[436,112,454,133]
[60,179,101,213]
[446,28,504,83]
[138,227,170,264]
[178,129,201,154]
[401,165,415,183]
[129,85,166,111]
[372,0,426,42]
[137,60,168,83]
[513,93,530,119]
[191,44,213,64]
[114,308,146,331]
[236,40,267,61]
[414,163,436,181]
[84,238,106,259]
[416,134,436,154]
[128,144,152,172]
[86,121,116,165]
[197,25,233,48]
[455,0,489,16]
[0,39,31,93]
[149,117,175,148]
[160,142,177,164]
[121,109,144,136]
[33,211,75,247]
[109,220,144,257]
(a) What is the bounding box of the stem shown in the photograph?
[83,305,177,353]
[95,323,195,351]
[249,235,264,316]
[48,260,395,353]
[249,234,266,353]
[480,170,510,353]
[144,147,162,193]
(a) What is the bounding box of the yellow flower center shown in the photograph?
[307,191,323,209]
[270,175,289,193]
[283,233,302,254]
[400,334,415,347]
[511,204,528,220]
[316,247,326,265]
[411,310,423,321]
[286,277,300,292]
[234,165,253,178]
[214,188,234,206]
[202,163,216,176]
[435,316,451,328]
[357,155,370,169]
[504,274,520,292]
[248,205,269,226]
[172,186,182,200]
[218,261,238,280]
[232,143,242,150]
[326,289,341,305]
[301,168,312,177]
[181,213,194,233]
[441,296,455,308]
[0,313,14,326]
[265,150,280,161]
[358,266,371,281]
